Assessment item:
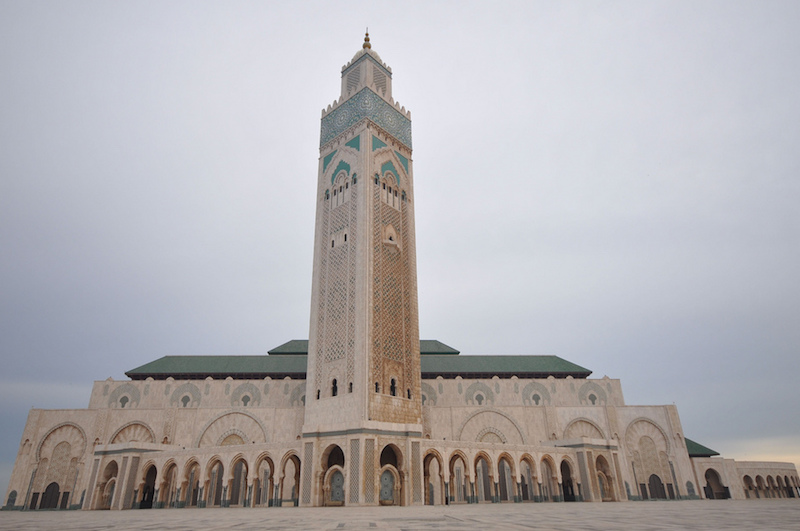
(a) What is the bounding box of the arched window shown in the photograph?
[390,379,397,397]
[181,395,190,407]
[375,382,380,393]
[316,390,321,400]
[119,396,129,408]
[407,389,411,399]
[348,382,353,393]
[332,379,338,397]
[241,395,250,406]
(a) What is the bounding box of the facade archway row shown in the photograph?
[419,442,619,504]
[78,443,302,511]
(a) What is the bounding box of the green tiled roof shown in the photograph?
[266,339,459,356]
[421,355,590,378]
[127,345,591,381]
[420,340,459,355]
[267,340,309,355]
[685,437,720,458]
[126,355,307,380]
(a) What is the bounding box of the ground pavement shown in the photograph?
[1,500,799,530]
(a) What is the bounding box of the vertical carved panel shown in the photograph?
[349,439,360,503]
[301,442,314,505]
[364,439,375,504]
[314,199,330,395]
[412,441,422,503]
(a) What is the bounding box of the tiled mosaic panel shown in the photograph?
[320,88,412,149]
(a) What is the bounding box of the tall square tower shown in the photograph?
[304,34,422,436]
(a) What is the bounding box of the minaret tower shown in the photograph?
[301,34,423,506]
[304,33,421,435]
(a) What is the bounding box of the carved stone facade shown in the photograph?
[3,35,798,512]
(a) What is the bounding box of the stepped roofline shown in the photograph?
[125,340,592,380]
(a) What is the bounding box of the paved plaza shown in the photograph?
[1,500,799,530]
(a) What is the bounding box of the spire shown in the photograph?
[363,29,371,49]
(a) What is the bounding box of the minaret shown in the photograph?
[304,33,421,436]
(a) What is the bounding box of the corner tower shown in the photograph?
[304,34,421,435]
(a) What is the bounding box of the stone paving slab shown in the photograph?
[2,500,799,531]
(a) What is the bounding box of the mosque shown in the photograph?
[3,34,798,511]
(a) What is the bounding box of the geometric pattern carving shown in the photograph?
[412,441,421,503]
[289,383,306,407]
[477,427,507,444]
[563,419,605,439]
[420,382,437,405]
[320,88,412,149]
[315,175,358,396]
[364,439,375,504]
[457,410,525,445]
[110,422,155,444]
[169,383,201,408]
[349,439,360,504]
[196,412,267,448]
[371,161,418,410]
[230,382,262,407]
[522,381,551,405]
[624,418,670,455]
[302,442,314,505]
[37,423,86,461]
[464,382,494,405]
[578,381,608,405]
[107,383,141,409]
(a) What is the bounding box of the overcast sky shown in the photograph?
[1,1,799,494]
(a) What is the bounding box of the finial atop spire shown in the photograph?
[363,29,371,49]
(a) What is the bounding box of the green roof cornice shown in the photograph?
[685,437,720,457]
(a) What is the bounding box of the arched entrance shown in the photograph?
[229,459,248,506]
[95,461,118,509]
[183,461,200,507]
[596,455,615,501]
[423,452,444,505]
[704,468,730,499]
[756,476,766,498]
[449,453,468,503]
[40,482,60,509]
[475,456,492,502]
[519,458,536,501]
[743,475,755,499]
[379,445,402,505]
[767,476,778,498]
[207,460,224,507]
[647,474,667,500]
[561,460,576,501]
[253,457,274,507]
[541,458,556,501]
[321,444,345,506]
[139,465,157,509]
[160,463,178,508]
[498,457,514,502]
[279,453,301,506]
